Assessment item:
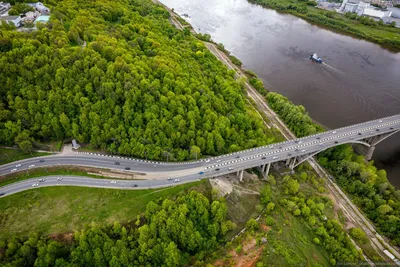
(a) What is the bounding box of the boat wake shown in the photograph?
[321,62,343,74]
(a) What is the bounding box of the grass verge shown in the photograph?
[0,148,50,166]
[0,180,204,239]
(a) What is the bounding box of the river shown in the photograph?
[159,0,400,187]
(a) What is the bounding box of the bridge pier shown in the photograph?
[262,164,266,173]
[239,169,244,182]
[366,145,375,161]
[265,163,271,177]
[285,158,291,166]
[289,158,296,170]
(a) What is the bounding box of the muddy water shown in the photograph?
[160,0,400,187]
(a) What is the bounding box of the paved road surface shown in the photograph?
[1,114,399,196]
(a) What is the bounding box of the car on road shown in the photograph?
[16,164,21,167]
[215,168,220,171]
[167,177,173,180]
[57,177,63,181]
[216,159,221,163]
[39,159,45,162]
[174,179,180,182]
[111,180,117,184]
[334,141,338,144]
[288,153,292,156]
[0,193,5,196]
[132,184,138,187]
[228,167,234,171]
[295,140,302,144]
[261,156,266,159]
[38,179,45,182]
[301,149,306,152]
[115,162,120,165]
[199,171,204,175]
[32,183,39,187]
[319,143,324,146]
[10,168,17,172]
[205,159,210,163]
[29,164,35,168]
[236,155,240,158]
[125,167,130,170]
[272,156,277,160]
[332,131,336,134]
[379,120,382,122]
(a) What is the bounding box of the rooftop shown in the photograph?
[0,15,19,20]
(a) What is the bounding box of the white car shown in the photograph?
[10,168,17,172]
[216,159,221,163]
[167,177,173,180]
[110,180,117,184]
[205,159,210,163]
[272,156,278,160]
[38,179,45,182]
[228,167,234,171]
[32,183,39,187]
[301,149,306,152]
[174,179,180,182]
[57,177,63,181]
[15,164,21,167]
[332,131,336,134]
[29,164,35,168]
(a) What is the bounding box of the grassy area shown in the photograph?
[0,148,50,166]
[249,0,400,51]
[0,180,203,239]
[260,205,331,266]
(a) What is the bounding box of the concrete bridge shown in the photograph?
[204,114,400,181]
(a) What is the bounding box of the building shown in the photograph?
[0,2,11,15]
[21,11,37,23]
[72,140,81,150]
[362,6,392,21]
[0,15,22,27]
[27,2,50,14]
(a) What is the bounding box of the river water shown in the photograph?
[160,0,400,187]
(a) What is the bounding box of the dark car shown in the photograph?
[215,168,220,171]
[0,193,5,196]
[334,141,338,144]
[199,171,204,175]
[115,162,120,165]
[39,159,45,162]
[125,167,130,170]
[132,184,138,187]
[262,157,266,159]
[236,156,240,158]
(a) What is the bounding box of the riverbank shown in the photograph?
[248,0,400,52]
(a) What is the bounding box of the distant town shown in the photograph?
[0,1,50,30]
[318,0,400,26]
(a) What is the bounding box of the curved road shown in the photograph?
[1,114,399,197]
[0,175,203,198]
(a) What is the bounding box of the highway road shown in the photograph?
[0,114,399,196]
[0,175,203,197]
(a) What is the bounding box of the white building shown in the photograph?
[0,2,11,15]
[339,0,393,21]
[362,7,392,20]
[27,2,50,14]
[0,15,22,27]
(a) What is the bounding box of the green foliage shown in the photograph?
[282,175,300,195]
[249,77,268,95]
[260,184,272,205]
[349,228,369,244]
[246,218,260,231]
[313,237,320,244]
[0,0,274,161]
[228,55,242,67]
[8,3,34,15]
[0,190,234,266]
[267,92,323,137]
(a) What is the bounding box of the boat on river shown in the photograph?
[310,53,323,63]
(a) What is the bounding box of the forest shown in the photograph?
[0,190,235,266]
[0,0,276,161]
[267,92,400,246]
